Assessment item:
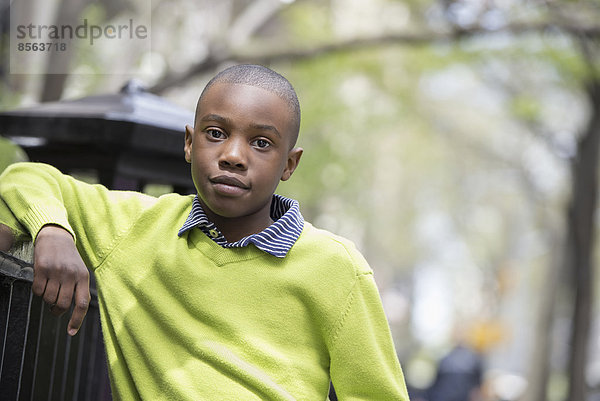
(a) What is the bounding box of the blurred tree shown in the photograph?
[566,73,600,401]
[0,0,9,83]
[40,0,140,101]
[39,0,91,102]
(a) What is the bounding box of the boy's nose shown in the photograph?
[219,138,247,170]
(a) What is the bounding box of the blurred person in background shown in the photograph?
[425,320,504,401]
[426,342,484,401]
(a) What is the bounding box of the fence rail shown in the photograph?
[0,251,111,401]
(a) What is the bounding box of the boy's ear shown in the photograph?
[184,125,194,163]
[281,147,303,181]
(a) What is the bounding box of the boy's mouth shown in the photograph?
[210,175,249,188]
[209,175,250,195]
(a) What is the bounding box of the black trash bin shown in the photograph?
[0,251,111,401]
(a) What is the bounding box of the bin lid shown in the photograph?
[0,81,196,190]
[0,80,194,155]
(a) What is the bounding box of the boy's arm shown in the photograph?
[0,194,87,333]
[0,162,153,335]
[0,162,152,266]
[329,272,410,400]
[0,220,89,335]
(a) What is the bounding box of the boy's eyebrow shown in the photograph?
[248,123,281,138]
[199,114,230,125]
[200,113,281,138]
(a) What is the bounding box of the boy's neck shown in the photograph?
[200,200,274,242]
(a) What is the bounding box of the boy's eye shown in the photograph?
[252,139,271,149]
[206,129,225,139]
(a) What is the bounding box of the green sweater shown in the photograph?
[0,162,409,400]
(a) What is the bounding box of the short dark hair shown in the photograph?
[196,64,301,145]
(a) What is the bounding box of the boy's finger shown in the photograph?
[67,281,90,336]
[52,283,75,316]
[31,275,47,297]
[42,280,60,306]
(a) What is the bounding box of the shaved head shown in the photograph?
[196,64,301,145]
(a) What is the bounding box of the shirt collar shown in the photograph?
[178,194,304,258]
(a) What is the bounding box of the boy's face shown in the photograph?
[184,83,302,221]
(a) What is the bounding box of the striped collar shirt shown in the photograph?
[178,194,304,258]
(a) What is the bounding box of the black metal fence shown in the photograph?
[0,251,111,401]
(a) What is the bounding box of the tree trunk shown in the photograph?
[3,0,37,95]
[40,0,90,102]
[566,79,600,401]
[523,231,564,401]
[0,1,10,81]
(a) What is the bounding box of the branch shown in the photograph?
[226,0,288,48]
[148,20,600,94]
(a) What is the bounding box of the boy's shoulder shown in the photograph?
[140,192,195,218]
[138,192,194,208]
[155,192,195,204]
[293,221,372,276]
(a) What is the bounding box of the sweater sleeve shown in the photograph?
[0,162,154,270]
[329,271,410,400]
[0,194,30,244]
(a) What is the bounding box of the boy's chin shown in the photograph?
[201,201,250,220]
[198,193,273,221]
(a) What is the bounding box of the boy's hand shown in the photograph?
[0,223,15,251]
[33,225,90,336]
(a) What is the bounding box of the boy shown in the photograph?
[0,65,409,400]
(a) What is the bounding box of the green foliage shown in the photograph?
[0,138,27,173]
[280,1,334,46]
[510,95,542,122]
[540,41,597,85]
